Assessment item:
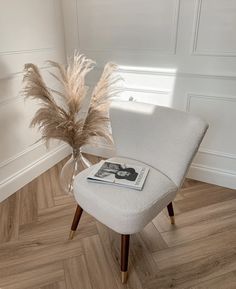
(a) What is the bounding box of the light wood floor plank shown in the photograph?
[64,256,92,289]
[153,229,236,269]
[0,192,20,243]
[188,270,236,289]
[177,187,236,212]
[96,222,144,289]
[54,195,75,206]
[147,248,236,289]
[19,179,38,226]
[0,156,236,289]
[0,237,83,278]
[82,235,119,289]
[49,163,66,198]
[161,211,236,247]
[96,222,125,289]
[173,197,236,229]
[39,283,62,289]
[152,211,174,233]
[0,262,64,289]
[139,222,168,252]
[129,234,158,286]
[19,208,97,242]
[37,172,55,210]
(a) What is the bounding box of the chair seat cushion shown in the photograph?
[73,157,178,234]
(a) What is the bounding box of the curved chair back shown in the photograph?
[110,101,208,187]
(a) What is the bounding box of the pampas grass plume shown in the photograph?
[23,52,120,151]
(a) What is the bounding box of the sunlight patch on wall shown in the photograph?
[117,65,177,107]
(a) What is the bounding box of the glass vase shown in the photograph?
[60,148,91,195]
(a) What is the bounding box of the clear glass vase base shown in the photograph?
[60,151,91,195]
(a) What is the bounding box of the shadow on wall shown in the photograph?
[0,59,25,162]
[0,59,12,101]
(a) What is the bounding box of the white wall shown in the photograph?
[63,0,236,189]
[0,0,71,202]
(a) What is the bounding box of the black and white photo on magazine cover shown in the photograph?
[95,162,138,181]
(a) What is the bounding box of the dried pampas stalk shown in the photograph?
[83,62,121,145]
[23,52,120,151]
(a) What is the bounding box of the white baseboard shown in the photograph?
[0,144,71,203]
[188,163,236,189]
[0,141,112,203]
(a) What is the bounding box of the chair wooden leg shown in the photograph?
[167,202,175,225]
[69,204,83,240]
[121,234,130,283]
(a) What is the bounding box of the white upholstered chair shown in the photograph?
[69,101,208,283]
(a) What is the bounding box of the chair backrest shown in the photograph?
[110,101,208,187]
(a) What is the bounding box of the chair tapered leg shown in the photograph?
[167,202,175,224]
[69,204,83,240]
[121,234,130,283]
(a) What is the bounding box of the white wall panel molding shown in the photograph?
[62,0,236,189]
[186,92,236,184]
[124,87,170,96]
[61,0,80,54]
[198,149,236,161]
[186,93,236,112]
[76,0,180,54]
[75,0,80,48]
[191,0,205,56]
[0,47,54,57]
[118,66,177,77]
[0,143,71,203]
[191,0,236,57]
[178,73,236,81]
[0,0,56,54]
[0,141,69,184]
[0,141,45,169]
[0,65,53,106]
[121,87,171,106]
[0,141,49,182]
[0,0,66,202]
[0,51,64,80]
[118,66,236,81]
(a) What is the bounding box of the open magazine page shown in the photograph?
[87,161,149,190]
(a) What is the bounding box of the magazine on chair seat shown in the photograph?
[87,160,149,190]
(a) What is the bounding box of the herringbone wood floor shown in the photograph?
[1,156,236,289]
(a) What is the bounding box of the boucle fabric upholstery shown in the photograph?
[74,157,177,234]
[73,101,208,234]
[110,101,208,188]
